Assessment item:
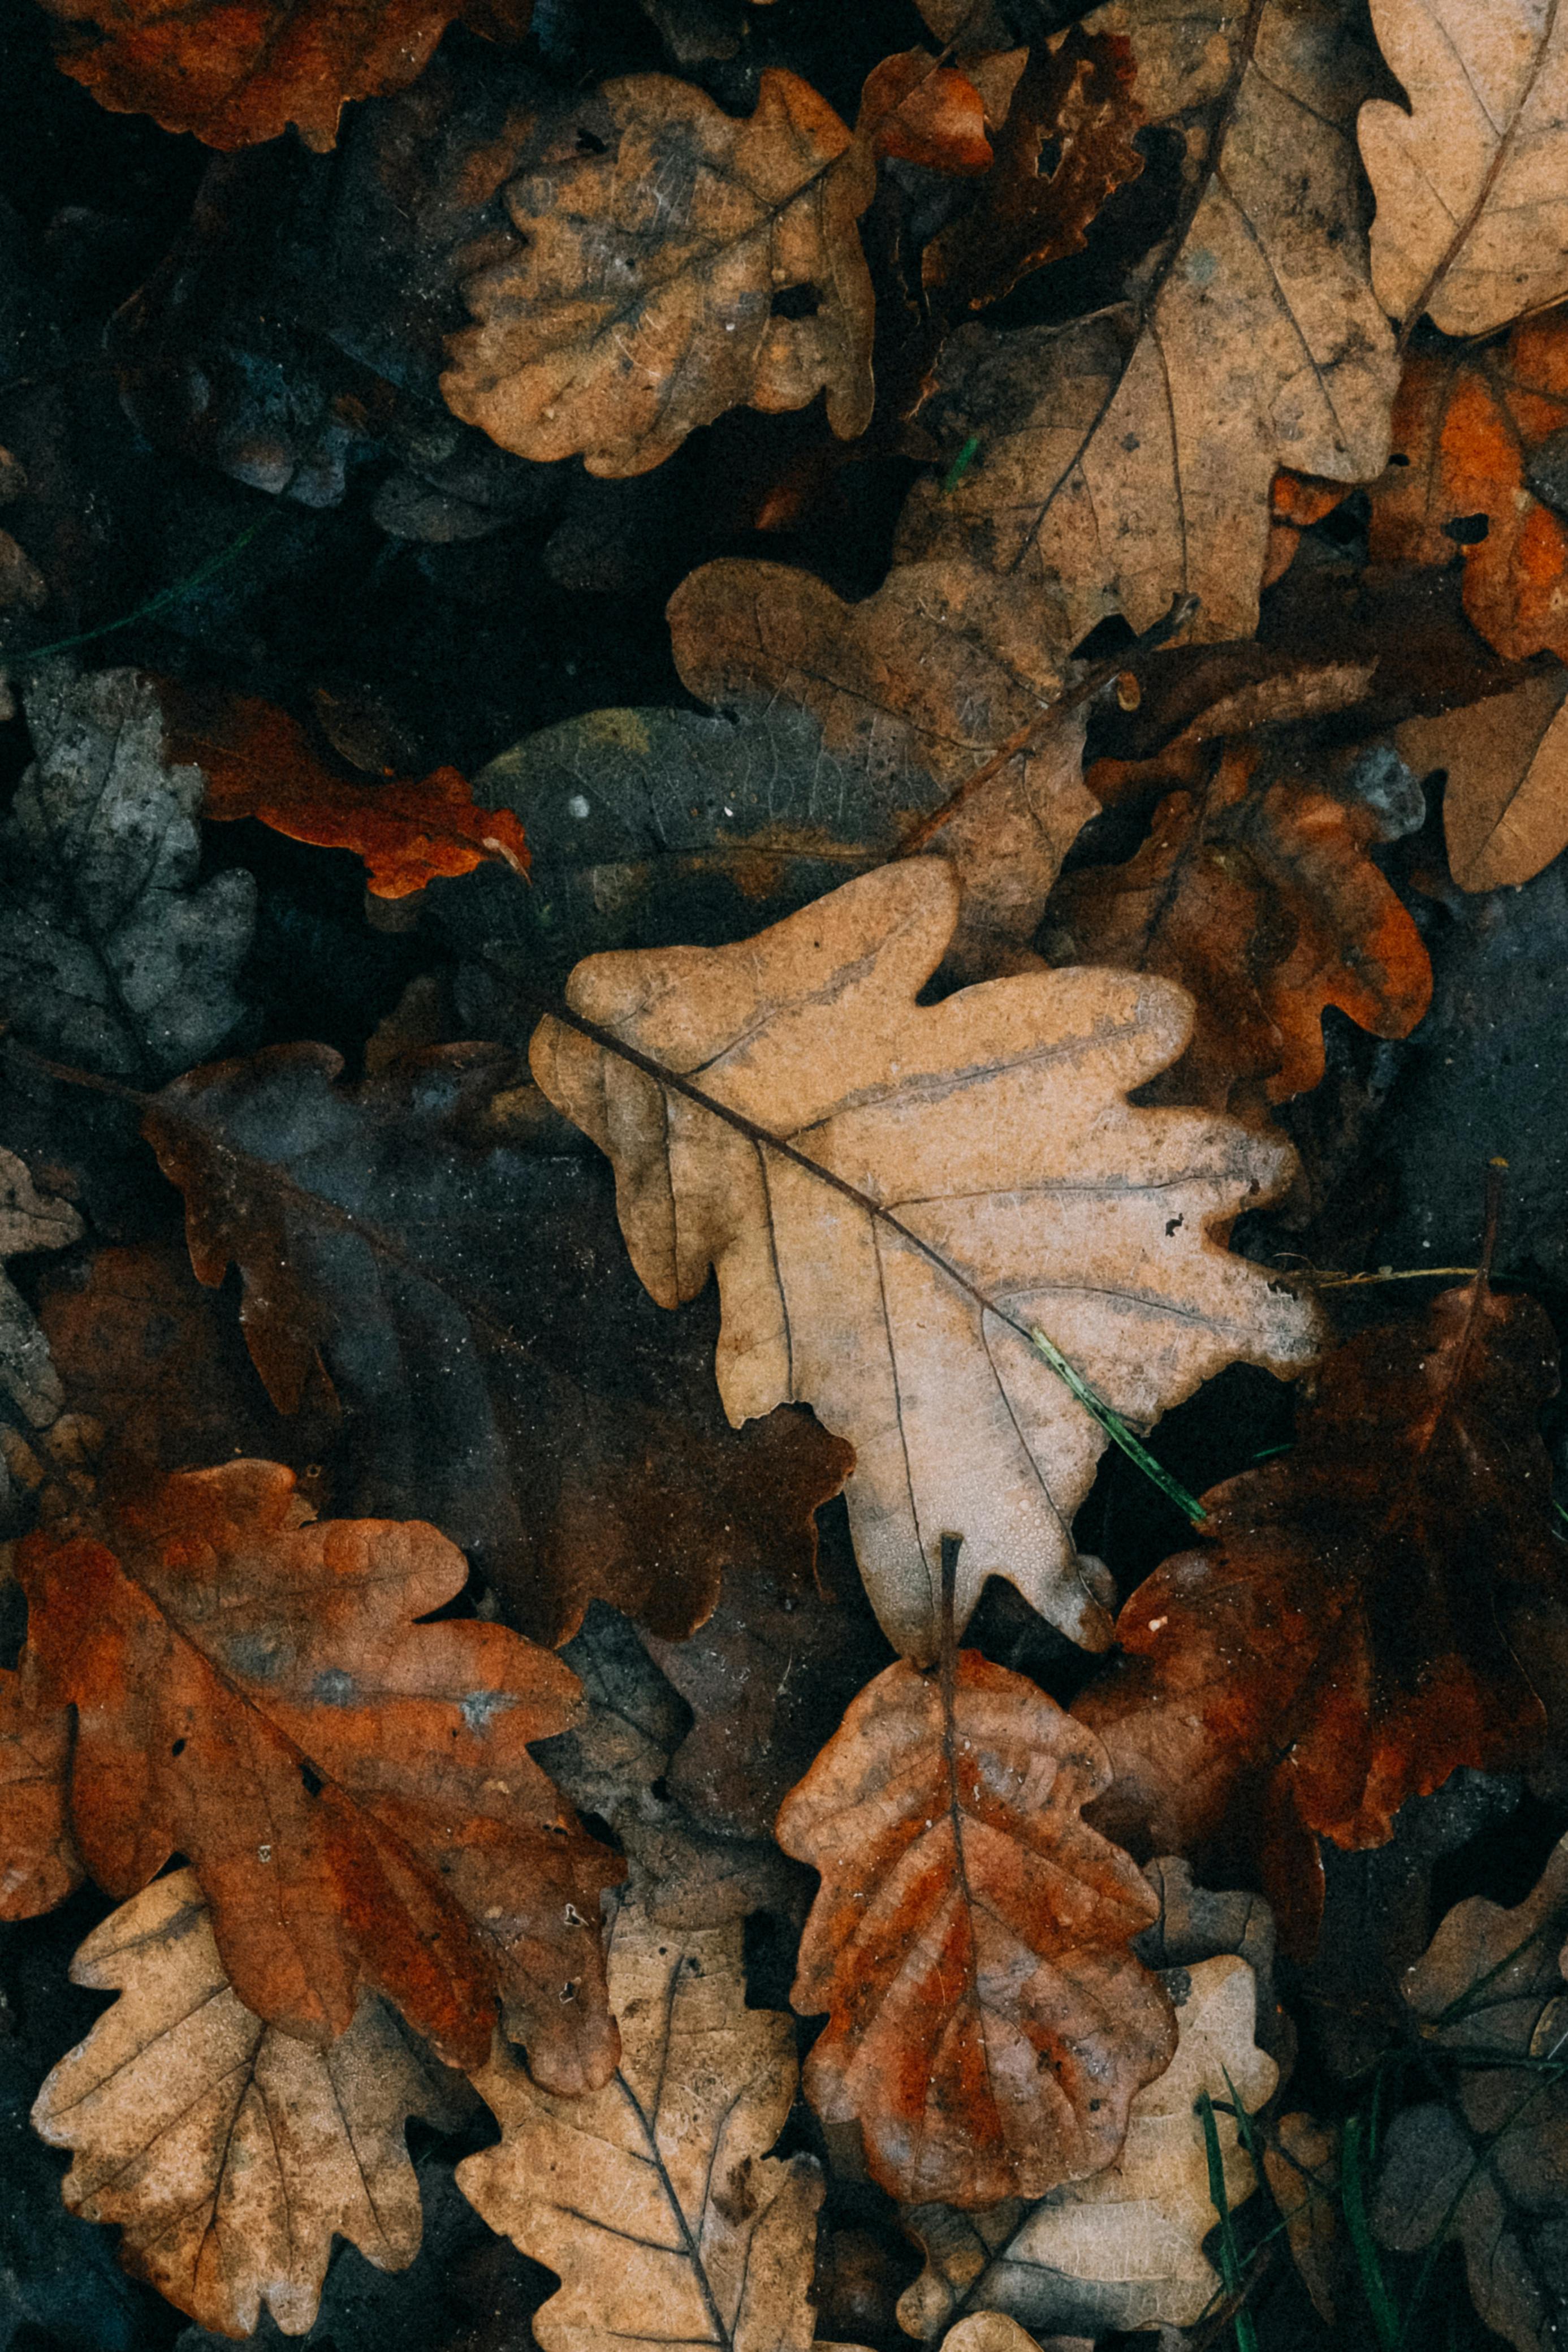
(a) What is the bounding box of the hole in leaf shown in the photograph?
[771,284,820,321]
[171,1737,187,1756]
[1034,135,1062,178]
[1443,512,1490,546]
[575,127,607,154]
[300,1761,325,1797]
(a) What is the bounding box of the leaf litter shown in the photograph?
[8,2,1568,2348]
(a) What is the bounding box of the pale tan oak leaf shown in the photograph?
[895,0,1399,651]
[442,70,874,478]
[898,1957,1277,2340]
[31,1869,473,2340]
[529,862,1318,1663]
[1397,672,1568,892]
[458,1891,823,2352]
[1360,0,1568,339]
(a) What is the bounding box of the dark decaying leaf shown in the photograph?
[777,1647,1176,2208]
[140,1042,852,1646]
[1075,1276,1568,1954]
[1043,740,1432,1120]
[19,1458,621,2078]
[1372,1836,1568,2352]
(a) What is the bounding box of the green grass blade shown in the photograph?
[1198,2090,1259,2352]
[1030,1325,1208,1524]
[1342,2111,1401,2350]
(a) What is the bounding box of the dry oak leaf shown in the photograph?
[1043,741,1433,1120]
[0,1649,81,1919]
[458,1891,824,2352]
[1360,0,1568,338]
[1397,670,1568,892]
[921,25,1145,319]
[896,1955,1277,2338]
[158,681,529,900]
[666,562,1096,981]
[31,1869,472,2340]
[530,861,1318,1663]
[1371,1833,1568,2352]
[36,0,525,150]
[859,51,993,176]
[895,0,1399,654]
[0,1143,83,1444]
[141,1041,852,1647]
[1075,1274,1567,1958]
[17,1458,622,2079]
[1367,318,1568,666]
[775,1648,1177,2209]
[442,70,875,478]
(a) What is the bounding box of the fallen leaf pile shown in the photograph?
[9,0,1568,2347]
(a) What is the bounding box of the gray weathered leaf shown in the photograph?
[0,667,255,1081]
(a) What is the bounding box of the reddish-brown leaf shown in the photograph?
[858,50,992,176]
[1043,741,1432,1120]
[1074,1279,1567,1957]
[1368,320,1568,665]
[777,1650,1176,2208]
[922,27,1144,317]
[37,0,528,150]
[158,681,529,899]
[18,1460,622,2079]
[0,1652,82,1919]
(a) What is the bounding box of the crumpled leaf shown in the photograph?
[457,1889,824,2352]
[859,51,993,176]
[536,1600,807,1928]
[776,1648,1176,2208]
[18,1458,622,2079]
[32,1870,473,2340]
[1075,1274,1567,1955]
[895,0,1399,654]
[532,860,1318,1661]
[0,1145,84,1525]
[1360,0,1568,338]
[0,1650,81,1920]
[921,27,1144,317]
[1042,741,1433,1119]
[1368,319,1568,667]
[36,0,529,152]
[897,1956,1276,2338]
[157,681,529,900]
[1372,1835,1568,2352]
[666,566,1095,980]
[0,667,255,1082]
[442,70,875,477]
[141,1042,852,1647]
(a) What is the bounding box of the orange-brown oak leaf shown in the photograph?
[17,1460,622,2079]
[1368,320,1568,665]
[776,1649,1176,2208]
[1043,742,1431,1120]
[858,51,992,175]
[922,26,1144,317]
[159,683,529,899]
[0,1651,83,1919]
[1074,1278,1567,1958]
[36,0,527,150]
[141,1042,850,1646]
